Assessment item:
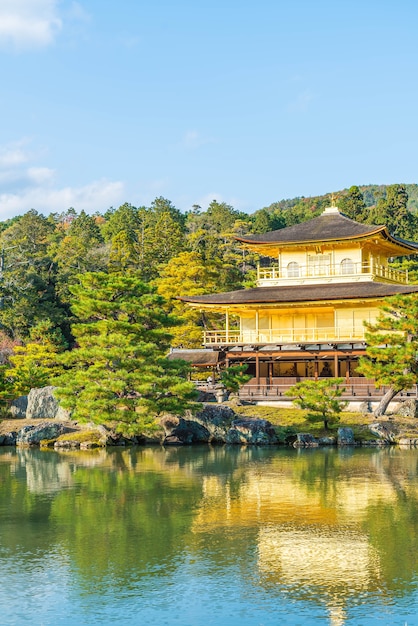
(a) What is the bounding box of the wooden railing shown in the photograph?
[239,377,418,400]
[257,262,407,285]
[203,326,367,345]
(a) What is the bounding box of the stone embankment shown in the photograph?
[1,386,418,448]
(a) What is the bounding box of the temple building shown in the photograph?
[180,205,418,400]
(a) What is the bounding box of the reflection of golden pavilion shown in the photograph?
[258,527,377,588]
[258,527,380,626]
[190,455,418,624]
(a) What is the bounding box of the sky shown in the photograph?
[1,0,418,220]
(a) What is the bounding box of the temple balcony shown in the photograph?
[238,378,418,402]
[203,326,367,347]
[256,262,408,287]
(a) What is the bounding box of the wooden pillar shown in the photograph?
[268,361,273,386]
[255,353,260,386]
[255,310,259,343]
[346,358,350,384]
[225,309,229,342]
[334,351,339,377]
[314,359,319,380]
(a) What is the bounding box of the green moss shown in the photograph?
[55,429,103,443]
[39,439,57,448]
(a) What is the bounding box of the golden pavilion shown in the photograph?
[180,205,418,401]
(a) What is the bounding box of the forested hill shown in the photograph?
[0,184,417,346]
[264,183,418,214]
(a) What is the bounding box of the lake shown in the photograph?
[0,444,417,626]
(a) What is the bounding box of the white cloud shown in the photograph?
[0,141,30,167]
[27,166,55,185]
[0,138,125,218]
[0,0,62,49]
[0,179,125,218]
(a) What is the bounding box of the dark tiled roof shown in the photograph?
[180,282,418,306]
[167,349,220,366]
[235,211,418,249]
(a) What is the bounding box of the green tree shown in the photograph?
[251,208,286,233]
[286,378,347,430]
[337,186,366,221]
[368,184,416,239]
[154,251,218,348]
[5,321,66,397]
[0,210,66,339]
[49,210,108,305]
[150,196,186,231]
[220,364,251,395]
[101,203,143,242]
[55,272,198,432]
[358,292,418,417]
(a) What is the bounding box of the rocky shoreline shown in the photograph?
[1,386,418,449]
[1,402,418,449]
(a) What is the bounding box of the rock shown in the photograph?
[337,427,355,446]
[54,439,80,449]
[0,432,17,446]
[16,422,75,446]
[397,399,418,418]
[359,401,373,414]
[318,436,336,446]
[193,404,236,442]
[398,437,418,447]
[26,386,71,420]
[368,422,397,443]
[160,404,277,445]
[159,414,211,444]
[226,418,278,445]
[293,433,318,447]
[9,395,28,418]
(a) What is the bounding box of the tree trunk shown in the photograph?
[373,386,401,418]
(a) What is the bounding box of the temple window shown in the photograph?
[341,258,355,275]
[308,253,331,276]
[287,262,300,277]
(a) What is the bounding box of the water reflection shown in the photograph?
[0,446,418,625]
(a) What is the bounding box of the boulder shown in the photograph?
[160,404,277,445]
[293,433,318,447]
[9,395,28,418]
[368,422,397,444]
[318,436,336,446]
[226,418,278,445]
[337,427,355,446]
[16,422,75,446]
[397,399,418,418]
[0,432,17,446]
[398,437,418,447]
[26,386,70,420]
[160,415,210,444]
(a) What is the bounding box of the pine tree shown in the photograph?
[55,272,198,432]
[337,186,366,221]
[358,292,418,416]
[285,378,347,430]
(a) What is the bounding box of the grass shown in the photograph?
[54,429,104,443]
[229,402,418,442]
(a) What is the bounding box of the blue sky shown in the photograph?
[0,0,417,219]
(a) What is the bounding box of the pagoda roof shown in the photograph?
[180,281,418,307]
[235,208,418,251]
[167,349,220,366]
